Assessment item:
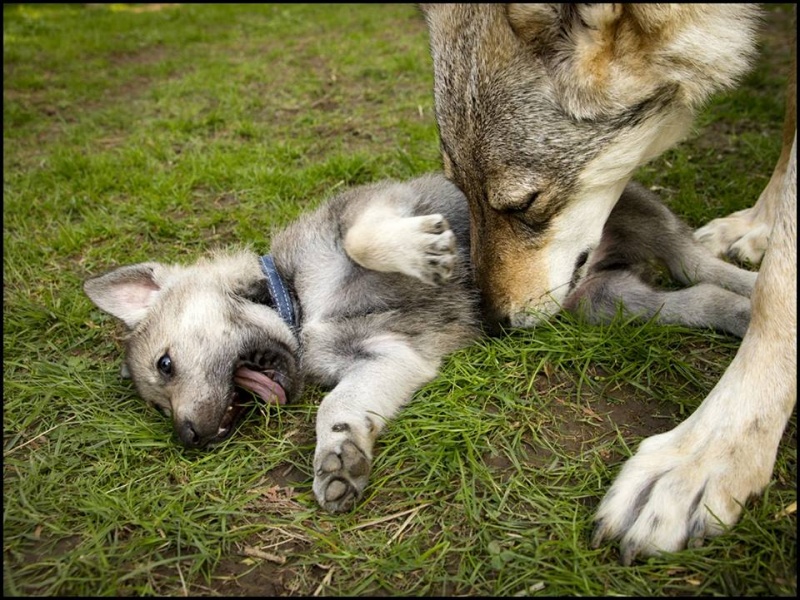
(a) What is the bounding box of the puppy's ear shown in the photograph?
[83,263,168,328]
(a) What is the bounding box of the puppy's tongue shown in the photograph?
[234,367,287,405]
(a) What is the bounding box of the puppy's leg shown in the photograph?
[344,200,456,285]
[566,271,751,337]
[644,193,758,297]
[312,334,438,512]
[599,183,757,299]
[695,58,796,265]
[660,239,757,299]
[592,133,797,565]
[568,183,753,336]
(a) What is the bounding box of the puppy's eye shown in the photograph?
[156,354,173,377]
[153,403,172,418]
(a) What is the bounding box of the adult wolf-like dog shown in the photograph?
[84,173,756,514]
[422,4,796,564]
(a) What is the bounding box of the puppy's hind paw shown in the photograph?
[694,209,769,266]
[345,211,458,285]
[313,439,371,512]
[406,214,457,285]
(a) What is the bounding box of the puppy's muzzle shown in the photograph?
[178,418,204,448]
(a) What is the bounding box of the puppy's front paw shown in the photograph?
[313,439,371,513]
[694,208,769,266]
[591,424,771,565]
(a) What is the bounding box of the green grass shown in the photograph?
[3,3,796,596]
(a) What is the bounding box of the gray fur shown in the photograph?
[84,173,755,512]
[564,182,757,337]
[85,174,480,512]
[421,4,795,565]
[421,4,760,324]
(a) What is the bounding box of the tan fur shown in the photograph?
[424,4,761,322]
[594,130,796,562]
[423,2,796,564]
[506,4,761,120]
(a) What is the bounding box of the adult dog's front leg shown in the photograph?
[593,134,797,564]
[312,334,438,512]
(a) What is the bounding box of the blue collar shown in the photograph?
[259,255,297,330]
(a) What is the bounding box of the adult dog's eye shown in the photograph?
[505,190,540,214]
[157,354,173,377]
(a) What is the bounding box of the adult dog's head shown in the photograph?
[421,4,759,326]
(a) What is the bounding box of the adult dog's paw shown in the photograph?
[313,439,371,513]
[694,208,769,266]
[591,425,769,565]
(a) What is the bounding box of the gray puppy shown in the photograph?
[84,173,754,512]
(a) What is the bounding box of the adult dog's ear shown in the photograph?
[507,4,628,119]
[84,263,168,328]
[508,4,760,114]
[507,4,622,44]
[506,4,562,46]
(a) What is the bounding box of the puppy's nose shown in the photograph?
[178,419,202,447]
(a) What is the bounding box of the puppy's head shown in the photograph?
[422,4,759,326]
[84,250,300,448]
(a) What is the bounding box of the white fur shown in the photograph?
[540,180,626,311]
[315,334,437,442]
[177,289,229,333]
[312,333,439,509]
[344,193,456,285]
[510,107,695,327]
[297,247,353,320]
[595,134,797,562]
[299,185,470,512]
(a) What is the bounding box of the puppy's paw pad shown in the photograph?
[426,228,456,254]
[314,440,371,513]
[416,217,457,284]
[383,214,459,284]
[425,254,455,283]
